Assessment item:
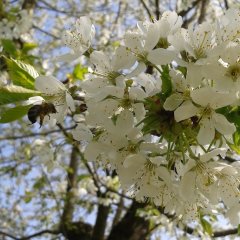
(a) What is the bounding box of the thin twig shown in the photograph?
[37,0,83,15]
[139,0,153,21]
[33,25,60,40]
[155,0,160,20]
[198,0,209,24]
[0,229,59,240]
[178,0,202,17]
[0,231,18,240]
[0,125,76,141]
[224,0,229,9]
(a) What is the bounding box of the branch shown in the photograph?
[221,156,239,163]
[60,146,79,225]
[112,194,125,226]
[37,0,83,15]
[33,25,60,40]
[0,125,76,141]
[108,201,150,240]
[0,229,59,240]
[155,0,160,20]
[92,200,111,240]
[0,231,18,240]
[224,0,229,9]
[197,0,209,24]
[22,0,36,10]
[213,228,238,238]
[19,230,59,240]
[178,0,202,17]
[139,0,153,21]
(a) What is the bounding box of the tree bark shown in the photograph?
[108,201,149,240]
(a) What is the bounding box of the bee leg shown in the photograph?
[39,114,44,128]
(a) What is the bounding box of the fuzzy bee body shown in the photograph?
[28,102,57,127]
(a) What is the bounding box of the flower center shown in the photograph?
[225,63,240,81]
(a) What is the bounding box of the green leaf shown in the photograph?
[0,105,31,123]
[200,218,213,236]
[161,65,172,99]
[22,42,38,53]
[6,58,39,89]
[1,39,18,56]
[24,192,33,203]
[77,174,90,182]
[0,85,40,105]
[238,224,240,236]
[229,130,240,154]
[33,177,46,189]
[73,63,88,81]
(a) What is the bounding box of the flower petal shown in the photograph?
[90,51,111,73]
[197,117,215,145]
[174,100,199,122]
[66,92,75,111]
[213,113,236,135]
[72,123,93,141]
[147,48,176,65]
[163,93,183,111]
[35,76,65,94]
[191,87,236,108]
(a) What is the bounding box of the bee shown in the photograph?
[28,102,57,127]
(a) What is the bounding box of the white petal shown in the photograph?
[133,103,146,121]
[66,92,75,111]
[197,118,215,145]
[137,73,162,96]
[213,113,236,135]
[116,110,134,133]
[76,16,95,44]
[191,87,236,108]
[186,64,203,88]
[81,77,108,93]
[72,124,93,141]
[55,52,80,62]
[163,93,183,111]
[155,166,172,185]
[35,76,66,94]
[123,154,146,168]
[94,86,124,101]
[200,148,227,162]
[112,46,136,71]
[226,204,240,226]
[147,48,176,65]
[144,23,160,51]
[174,100,199,122]
[179,171,196,201]
[25,96,44,105]
[129,86,147,101]
[124,32,143,53]
[126,62,146,78]
[90,51,111,73]
[84,142,110,162]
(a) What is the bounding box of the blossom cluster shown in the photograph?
[34,10,240,223]
[0,10,32,41]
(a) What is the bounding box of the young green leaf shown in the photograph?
[0,105,31,123]
[73,63,88,81]
[22,42,38,53]
[1,39,18,57]
[161,65,172,99]
[0,85,40,105]
[200,218,213,236]
[6,58,39,89]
